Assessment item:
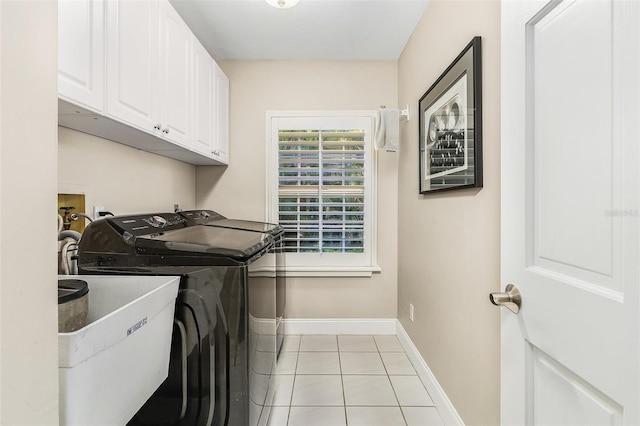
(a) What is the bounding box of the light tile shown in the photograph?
[288,406,347,426]
[340,352,386,375]
[402,407,444,426]
[250,371,270,404]
[250,399,264,425]
[291,375,344,406]
[381,352,416,375]
[374,335,404,352]
[267,406,290,426]
[273,375,295,406]
[338,335,377,352]
[257,333,277,352]
[390,376,434,407]
[253,350,276,375]
[299,335,338,352]
[346,406,406,426]
[282,335,301,352]
[277,352,298,375]
[272,334,442,426]
[343,375,398,406]
[297,352,340,375]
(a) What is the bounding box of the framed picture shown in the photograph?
[419,36,482,194]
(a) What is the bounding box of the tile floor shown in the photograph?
[267,335,445,426]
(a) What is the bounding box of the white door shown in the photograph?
[501,0,640,425]
[105,0,159,133]
[158,0,192,148]
[58,0,104,113]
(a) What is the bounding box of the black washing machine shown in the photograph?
[77,212,277,426]
[179,210,286,357]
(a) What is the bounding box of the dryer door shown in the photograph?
[129,272,228,426]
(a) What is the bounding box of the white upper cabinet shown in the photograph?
[105,0,192,147]
[59,0,229,165]
[192,39,215,156]
[158,0,192,148]
[193,39,229,165]
[105,0,159,132]
[214,63,229,164]
[58,0,104,113]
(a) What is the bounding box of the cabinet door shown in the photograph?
[192,39,214,156]
[214,63,229,164]
[105,0,159,132]
[158,0,192,148]
[58,0,104,113]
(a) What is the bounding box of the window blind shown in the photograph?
[278,129,366,254]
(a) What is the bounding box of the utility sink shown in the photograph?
[58,275,180,426]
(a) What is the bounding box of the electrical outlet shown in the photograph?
[409,304,415,322]
[93,206,105,220]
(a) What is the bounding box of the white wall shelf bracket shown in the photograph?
[400,105,410,122]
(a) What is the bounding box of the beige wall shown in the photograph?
[58,127,196,216]
[0,1,59,423]
[397,1,501,425]
[196,61,399,318]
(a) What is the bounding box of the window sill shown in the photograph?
[280,265,382,278]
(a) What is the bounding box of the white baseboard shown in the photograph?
[396,320,465,426]
[282,318,396,335]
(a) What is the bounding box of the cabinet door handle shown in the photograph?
[154,123,162,131]
[162,127,170,134]
[213,150,220,156]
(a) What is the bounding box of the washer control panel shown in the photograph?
[143,215,168,228]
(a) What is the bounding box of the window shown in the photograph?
[267,112,378,276]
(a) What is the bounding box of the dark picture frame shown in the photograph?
[419,37,482,194]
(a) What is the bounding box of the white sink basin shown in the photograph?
[58,275,180,426]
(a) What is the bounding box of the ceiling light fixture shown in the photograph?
[265,0,300,9]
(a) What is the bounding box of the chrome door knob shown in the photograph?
[489,284,521,314]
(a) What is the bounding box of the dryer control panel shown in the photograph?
[107,213,189,236]
[179,209,226,224]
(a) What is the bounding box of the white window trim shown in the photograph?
[266,110,380,278]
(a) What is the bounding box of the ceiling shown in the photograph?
[170,0,429,61]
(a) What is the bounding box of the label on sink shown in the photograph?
[127,317,148,336]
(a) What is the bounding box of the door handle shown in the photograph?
[489,284,521,314]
